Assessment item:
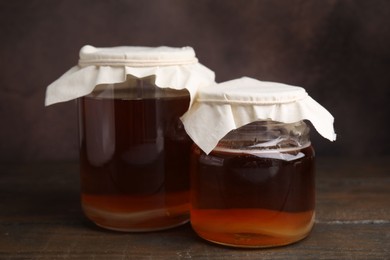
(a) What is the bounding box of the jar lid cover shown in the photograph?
[181,77,336,154]
[196,77,308,104]
[45,45,214,106]
[78,45,198,67]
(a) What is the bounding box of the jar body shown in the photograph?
[190,121,315,247]
[78,77,191,231]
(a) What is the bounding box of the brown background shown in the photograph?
[0,0,389,163]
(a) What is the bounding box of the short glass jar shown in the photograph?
[78,76,192,231]
[190,120,315,247]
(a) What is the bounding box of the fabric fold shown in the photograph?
[181,77,336,154]
[45,45,215,106]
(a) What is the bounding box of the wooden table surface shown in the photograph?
[0,157,389,259]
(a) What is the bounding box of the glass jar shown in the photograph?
[78,76,192,231]
[190,120,315,247]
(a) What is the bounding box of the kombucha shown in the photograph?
[78,90,192,231]
[190,145,315,247]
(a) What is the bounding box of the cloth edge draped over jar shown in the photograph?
[180,77,336,155]
[44,45,215,107]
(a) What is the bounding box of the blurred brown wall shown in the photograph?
[0,0,389,162]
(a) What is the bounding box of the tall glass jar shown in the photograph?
[45,45,215,232]
[78,76,192,231]
[190,120,316,247]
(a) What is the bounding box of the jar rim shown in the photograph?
[216,120,311,151]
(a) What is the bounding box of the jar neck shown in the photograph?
[216,120,311,151]
[86,75,190,100]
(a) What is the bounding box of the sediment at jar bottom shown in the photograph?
[82,192,190,231]
[78,94,192,231]
[191,208,315,247]
[190,145,316,247]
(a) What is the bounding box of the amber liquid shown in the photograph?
[78,93,192,231]
[191,145,315,247]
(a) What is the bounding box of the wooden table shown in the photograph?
[1,157,389,259]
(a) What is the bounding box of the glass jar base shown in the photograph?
[93,219,190,232]
[190,209,315,248]
[194,230,311,248]
[83,203,190,232]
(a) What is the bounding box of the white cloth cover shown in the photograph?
[45,45,215,106]
[181,77,336,154]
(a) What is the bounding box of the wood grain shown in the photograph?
[0,157,389,259]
